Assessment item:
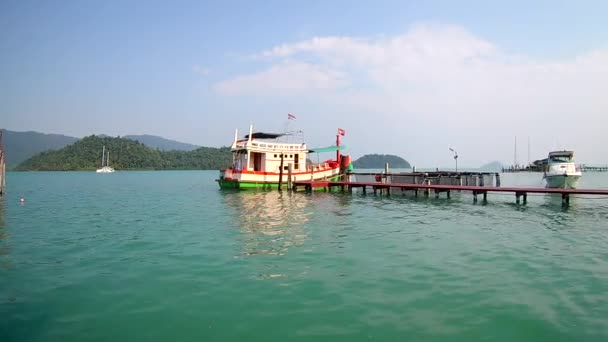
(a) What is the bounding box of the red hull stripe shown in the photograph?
[232,167,339,176]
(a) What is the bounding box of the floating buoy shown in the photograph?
[20,197,25,203]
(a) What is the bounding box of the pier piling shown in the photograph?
[287,163,293,190]
[278,153,284,190]
[562,193,570,206]
[0,131,4,196]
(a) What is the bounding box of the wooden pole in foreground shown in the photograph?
[0,130,4,195]
[278,153,284,190]
[287,163,293,190]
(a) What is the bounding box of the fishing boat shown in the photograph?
[543,150,581,188]
[217,125,351,189]
[96,145,115,173]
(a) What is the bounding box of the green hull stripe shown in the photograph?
[218,177,342,190]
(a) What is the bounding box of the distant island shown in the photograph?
[1,129,201,168]
[1,129,79,168]
[123,134,199,151]
[352,154,411,169]
[479,161,505,172]
[15,135,230,171]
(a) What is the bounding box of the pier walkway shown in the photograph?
[292,180,608,206]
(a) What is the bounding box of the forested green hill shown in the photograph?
[352,154,411,169]
[15,135,231,171]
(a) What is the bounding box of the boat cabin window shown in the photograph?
[550,156,572,163]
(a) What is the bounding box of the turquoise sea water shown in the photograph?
[1,171,608,341]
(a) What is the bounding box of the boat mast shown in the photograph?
[107,151,110,167]
[514,136,518,168]
[336,133,340,163]
[527,136,530,166]
[101,145,105,167]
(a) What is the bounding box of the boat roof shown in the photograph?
[245,132,285,139]
[308,145,346,153]
[548,151,574,157]
[244,130,303,140]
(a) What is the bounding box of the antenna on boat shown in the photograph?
[248,124,253,145]
[233,128,238,147]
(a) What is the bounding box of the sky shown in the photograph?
[1,0,608,167]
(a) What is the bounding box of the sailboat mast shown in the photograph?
[107,151,110,167]
[101,145,105,167]
[514,136,518,167]
[527,136,530,165]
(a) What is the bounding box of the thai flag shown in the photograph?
[288,113,296,120]
[338,128,346,136]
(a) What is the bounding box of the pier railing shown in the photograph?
[350,171,500,188]
[292,171,608,207]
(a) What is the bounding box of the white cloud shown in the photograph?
[213,23,608,165]
[214,61,347,96]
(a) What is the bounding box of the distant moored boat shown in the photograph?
[96,145,115,173]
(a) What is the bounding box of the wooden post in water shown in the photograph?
[287,163,293,190]
[384,163,389,183]
[0,130,4,196]
[562,193,570,206]
[278,153,284,190]
[384,162,390,195]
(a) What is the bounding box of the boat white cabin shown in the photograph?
[543,150,581,188]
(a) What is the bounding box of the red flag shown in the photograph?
[338,128,345,136]
[288,113,296,120]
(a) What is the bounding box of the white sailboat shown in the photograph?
[96,145,115,173]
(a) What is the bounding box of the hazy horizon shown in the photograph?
[2,1,607,166]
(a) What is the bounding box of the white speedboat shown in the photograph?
[96,145,115,173]
[543,151,581,188]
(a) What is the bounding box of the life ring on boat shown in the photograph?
[375,174,382,182]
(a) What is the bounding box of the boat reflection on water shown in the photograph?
[222,191,313,257]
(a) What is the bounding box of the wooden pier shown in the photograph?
[503,164,608,173]
[580,165,608,172]
[291,179,608,206]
